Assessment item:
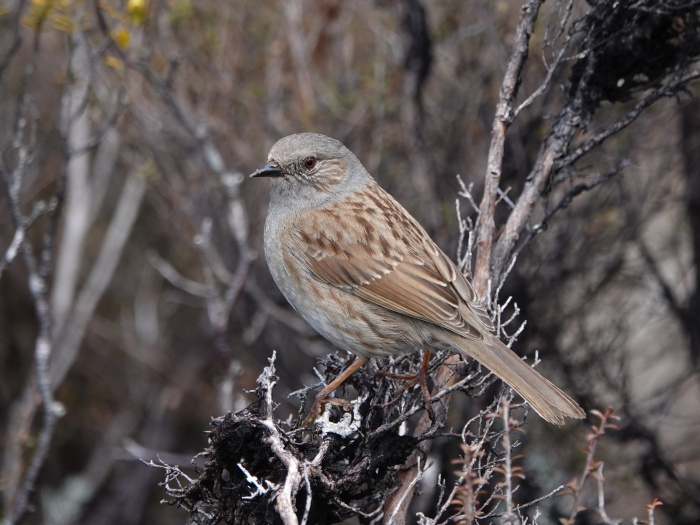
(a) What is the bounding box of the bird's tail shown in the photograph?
[449,334,585,425]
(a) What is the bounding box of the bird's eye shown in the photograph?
[304,157,317,169]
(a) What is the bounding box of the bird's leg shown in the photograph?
[303,355,369,427]
[380,350,434,414]
[417,349,433,412]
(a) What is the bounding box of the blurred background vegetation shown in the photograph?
[1,0,699,523]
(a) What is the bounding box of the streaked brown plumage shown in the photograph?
[252,133,584,425]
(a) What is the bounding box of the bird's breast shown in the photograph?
[262,211,425,357]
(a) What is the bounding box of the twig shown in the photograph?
[596,464,620,525]
[300,468,313,525]
[638,239,687,321]
[51,172,147,390]
[68,84,128,157]
[0,199,56,280]
[531,161,630,237]
[556,68,700,170]
[564,407,619,524]
[0,0,27,80]
[474,0,544,295]
[256,354,302,525]
[382,353,458,522]
[514,0,576,117]
[646,498,663,525]
[116,28,255,359]
[282,0,317,110]
[501,400,516,522]
[0,78,65,525]
[511,484,566,513]
[149,252,214,298]
[52,25,94,333]
[387,456,425,524]
[239,463,277,500]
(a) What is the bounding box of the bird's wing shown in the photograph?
[284,181,493,340]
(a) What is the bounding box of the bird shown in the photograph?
[251,132,585,425]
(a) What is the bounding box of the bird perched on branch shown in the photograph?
[251,133,584,425]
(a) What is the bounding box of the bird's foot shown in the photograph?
[301,391,351,428]
[379,351,435,420]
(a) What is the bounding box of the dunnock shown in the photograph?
[251,133,584,425]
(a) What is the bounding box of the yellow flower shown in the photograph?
[104,56,124,70]
[112,27,130,49]
[127,0,147,25]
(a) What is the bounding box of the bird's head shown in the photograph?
[251,133,371,211]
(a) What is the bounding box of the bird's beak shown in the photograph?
[250,161,284,178]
